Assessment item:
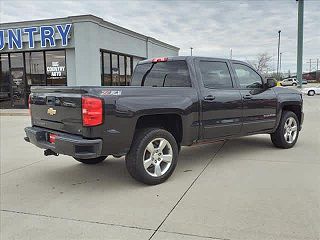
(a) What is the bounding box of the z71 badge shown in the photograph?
[101,90,122,96]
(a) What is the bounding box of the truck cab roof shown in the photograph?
[139,56,248,65]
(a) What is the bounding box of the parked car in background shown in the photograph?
[280,78,308,86]
[301,85,320,96]
[280,78,297,86]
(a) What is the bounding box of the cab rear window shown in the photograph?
[131,61,191,87]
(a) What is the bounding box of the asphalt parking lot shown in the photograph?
[1,95,319,240]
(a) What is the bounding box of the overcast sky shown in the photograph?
[1,0,319,73]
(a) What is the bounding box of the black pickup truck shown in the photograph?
[25,56,303,185]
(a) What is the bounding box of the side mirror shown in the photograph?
[266,79,277,88]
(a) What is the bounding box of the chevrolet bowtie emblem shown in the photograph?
[47,107,57,116]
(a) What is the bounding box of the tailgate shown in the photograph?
[30,87,87,135]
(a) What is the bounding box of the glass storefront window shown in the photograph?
[119,55,125,86]
[0,54,11,109]
[10,53,26,107]
[0,50,67,108]
[126,56,132,85]
[25,51,46,86]
[111,54,119,86]
[101,50,143,86]
[10,53,24,68]
[45,50,67,86]
[102,52,111,86]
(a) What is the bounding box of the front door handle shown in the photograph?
[204,95,216,102]
[243,94,252,100]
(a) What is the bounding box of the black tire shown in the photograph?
[292,83,297,86]
[270,111,300,149]
[73,156,107,164]
[126,128,179,185]
[308,90,315,96]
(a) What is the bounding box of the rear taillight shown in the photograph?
[82,96,103,127]
[49,133,56,144]
[28,95,31,115]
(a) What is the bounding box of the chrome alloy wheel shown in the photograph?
[284,117,298,144]
[143,138,173,177]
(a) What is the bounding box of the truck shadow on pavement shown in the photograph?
[41,135,277,189]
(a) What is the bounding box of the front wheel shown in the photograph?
[73,156,107,164]
[126,128,179,185]
[270,111,300,149]
[292,83,297,86]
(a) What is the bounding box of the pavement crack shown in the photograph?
[1,160,44,175]
[148,141,227,240]
[1,209,154,232]
[159,230,231,240]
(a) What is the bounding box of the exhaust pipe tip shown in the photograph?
[44,149,59,156]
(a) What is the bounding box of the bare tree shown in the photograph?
[248,53,272,75]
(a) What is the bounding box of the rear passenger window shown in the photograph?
[199,61,233,89]
[131,61,191,87]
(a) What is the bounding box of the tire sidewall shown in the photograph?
[132,129,178,184]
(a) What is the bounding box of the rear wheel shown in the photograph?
[271,111,299,149]
[74,156,107,164]
[126,128,179,185]
[308,90,315,96]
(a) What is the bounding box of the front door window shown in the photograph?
[233,63,263,89]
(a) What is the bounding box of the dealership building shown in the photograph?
[0,15,179,108]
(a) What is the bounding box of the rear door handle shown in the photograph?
[204,95,216,102]
[243,94,252,100]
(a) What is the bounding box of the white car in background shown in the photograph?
[301,85,320,96]
[280,78,298,86]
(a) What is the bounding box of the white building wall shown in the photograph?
[73,21,101,86]
[0,15,180,87]
[147,39,179,58]
[65,48,76,86]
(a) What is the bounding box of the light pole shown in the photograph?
[190,47,193,56]
[276,30,281,79]
[296,0,304,88]
[230,48,233,59]
[280,52,283,77]
[317,58,319,81]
